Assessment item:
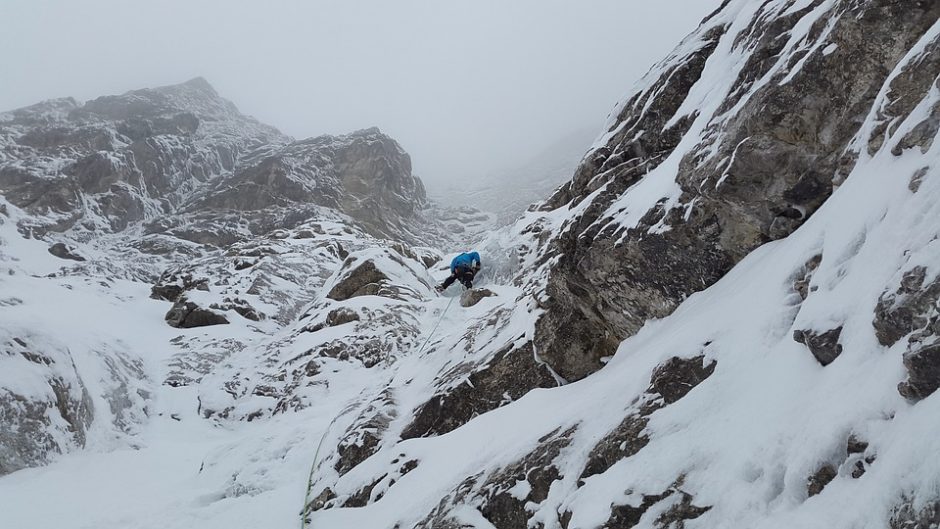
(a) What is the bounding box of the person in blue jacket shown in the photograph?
[436,251,481,292]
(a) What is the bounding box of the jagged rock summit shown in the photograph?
[0,77,433,246]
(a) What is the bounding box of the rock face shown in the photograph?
[297,2,940,527]
[400,343,558,440]
[873,266,940,400]
[0,78,432,246]
[531,0,940,382]
[0,340,94,475]
[4,2,940,528]
[898,345,940,401]
[0,78,451,478]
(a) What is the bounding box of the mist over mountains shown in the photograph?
[2,1,940,529]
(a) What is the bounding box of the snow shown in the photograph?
[2,2,940,528]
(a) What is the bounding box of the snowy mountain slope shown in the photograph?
[0,77,463,249]
[2,1,940,529]
[298,1,940,527]
[0,78,476,478]
[532,0,940,382]
[0,199,166,474]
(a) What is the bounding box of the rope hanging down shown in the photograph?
[415,294,456,356]
[299,294,457,528]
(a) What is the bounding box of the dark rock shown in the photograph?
[0,367,94,476]
[793,327,844,366]
[580,355,716,480]
[332,437,376,479]
[655,491,712,529]
[478,429,573,529]
[401,343,557,440]
[150,272,209,302]
[327,259,390,301]
[807,464,837,497]
[308,487,336,512]
[898,344,940,401]
[210,298,264,322]
[890,499,940,529]
[343,474,386,508]
[873,267,939,347]
[793,254,823,301]
[909,167,929,193]
[47,242,85,262]
[233,258,256,270]
[533,0,940,383]
[581,414,650,479]
[605,484,709,529]
[851,460,866,479]
[333,390,397,477]
[151,284,184,302]
[459,288,495,308]
[847,435,869,455]
[647,355,717,404]
[165,300,229,328]
[413,429,573,529]
[325,307,360,327]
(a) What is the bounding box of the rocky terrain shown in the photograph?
[2,1,940,528]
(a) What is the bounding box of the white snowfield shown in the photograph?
[2,1,940,529]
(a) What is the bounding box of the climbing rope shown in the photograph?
[415,294,457,356]
[300,412,343,529]
[299,294,457,528]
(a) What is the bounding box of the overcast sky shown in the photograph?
[1,0,720,192]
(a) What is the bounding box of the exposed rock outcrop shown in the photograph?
[0,338,94,476]
[459,288,495,308]
[164,299,229,328]
[47,242,85,261]
[533,0,940,382]
[793,327,844,366]
[401,343,557,440]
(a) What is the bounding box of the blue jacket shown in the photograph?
[450,251,481,273]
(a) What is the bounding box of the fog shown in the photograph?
[1,0,720,192]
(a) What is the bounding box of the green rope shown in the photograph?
[300,412,342,529]
[299,294,457,527]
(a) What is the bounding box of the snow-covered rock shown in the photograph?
[3,2,940,528]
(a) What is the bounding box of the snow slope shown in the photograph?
[2,1,940,528]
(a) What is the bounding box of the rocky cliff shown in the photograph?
[0,77,442,247]
[0,78,471,477]
[304,1,940,527]
[2,1,940,528]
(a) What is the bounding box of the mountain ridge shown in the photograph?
[2,2,940,528]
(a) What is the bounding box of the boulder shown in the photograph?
[47,242,85,262]
[165,300,229,328]
[459,288,495,307]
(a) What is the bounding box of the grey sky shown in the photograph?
[1,0,720,191]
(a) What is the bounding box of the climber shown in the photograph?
[436,251,481,292]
